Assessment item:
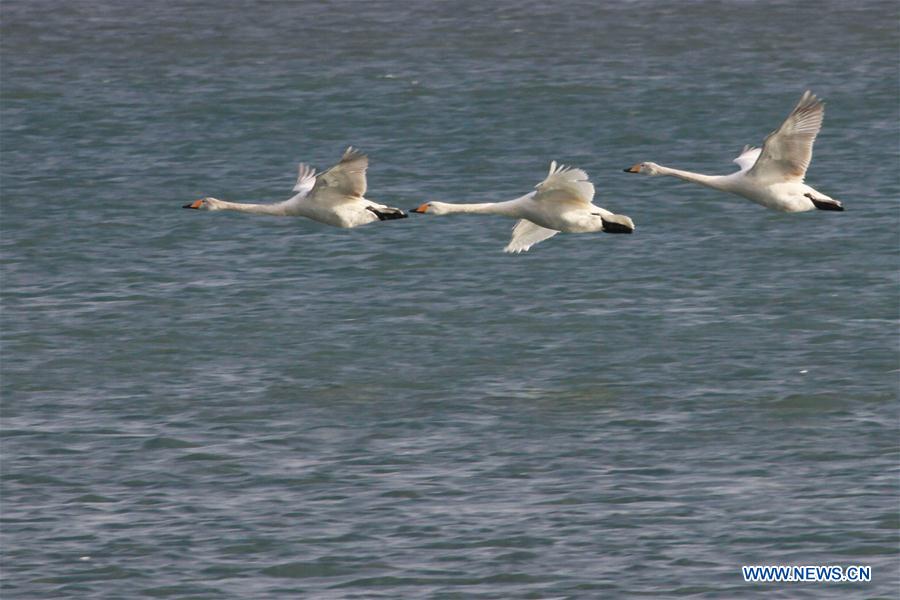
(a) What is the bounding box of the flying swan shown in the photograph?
[411,161,634,253]
[624,91,843,212]
[183,147,407,227]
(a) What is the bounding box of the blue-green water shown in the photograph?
[2,1,898,598]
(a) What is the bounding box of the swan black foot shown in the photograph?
[805,193,843,211]
[367,206,408,221]
[601,215,635,234]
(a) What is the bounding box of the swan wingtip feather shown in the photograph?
[340,146,367,163]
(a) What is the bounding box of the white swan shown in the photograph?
[411,161,634,253]
[625,91,843,212]
[183,147,407,227]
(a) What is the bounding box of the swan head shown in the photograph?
[410,201,451,215]
[183,197,222,210]
[624,162,662,176]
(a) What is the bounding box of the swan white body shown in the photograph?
[626,91,843,212]
[183,147,406,227]
[412,161,634,253]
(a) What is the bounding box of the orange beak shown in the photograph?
[624,164,642,174]
[182,199,204,209]
[410,203,430,214]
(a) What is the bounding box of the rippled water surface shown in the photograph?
[2,0,898,597]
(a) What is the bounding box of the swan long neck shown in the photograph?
[435,200,520,217]
[657,165,730,190]
[213,200,289,216]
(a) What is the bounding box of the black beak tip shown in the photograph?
[623,168,633,173]
[182,203,193,209]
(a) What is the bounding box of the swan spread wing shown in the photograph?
[749,90,824,182]
[732,145,761,172]
[505,219,559,253]
[292,163,317,197]
[313,147,369,201]
[532,161,595,207]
